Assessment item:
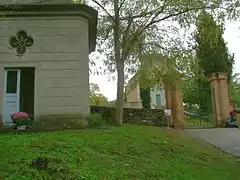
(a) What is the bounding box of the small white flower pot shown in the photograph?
[17,125,27,131]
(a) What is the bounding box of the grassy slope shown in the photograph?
[0,125,239,180]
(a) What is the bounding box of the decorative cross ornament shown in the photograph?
[9,30,34,56]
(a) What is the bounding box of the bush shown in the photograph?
[88,113,105,127]
[90,106,167,127]
[11,112,30,127]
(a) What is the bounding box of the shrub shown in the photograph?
[88,113,105,127]
[90,106,167,127]
[11,112,30,127]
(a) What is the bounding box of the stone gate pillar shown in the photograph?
[218,73,230,120]
[209,74,221,126]
[209,73,230,127]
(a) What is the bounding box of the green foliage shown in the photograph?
[139,87,151,108]
[0,125,239,179]
[12,117,29,126]
[138,52,186,90]
[31,157,78,179]
[88,112,105,126]
[90,0,239,124]
[108,100,116,107]
[89,83,100,95]
[89,83,110,106]
[92,0,238,76]
[139,72,151,108]
[90,106,166,126]
[229,73,240,108]
[182,63,213,115]
[183,11,235,115]
[90,94,109,106]
[182,57,213,115]
[196,78,212,115]
[195,11,234,79]
[11,112,30,126]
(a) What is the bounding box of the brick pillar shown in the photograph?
[209,73,230,127]
[209,74,221,126]
[218,73,230,121]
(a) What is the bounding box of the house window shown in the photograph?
[155,94,161,106]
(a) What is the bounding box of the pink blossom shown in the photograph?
[11,112,29,121]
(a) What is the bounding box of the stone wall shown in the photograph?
[90,106,167,126]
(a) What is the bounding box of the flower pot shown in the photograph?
[17,125,27,131]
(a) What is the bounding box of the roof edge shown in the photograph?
[0,3,98,53]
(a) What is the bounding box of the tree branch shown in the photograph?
[119,0,127,10]
[146,6,212,32]
[135,6,211,46]
[120,4,212,67]
[119,0,167,61]
[120,9,158,20]
[91,0,115,22]
[120,0,167,20]
[121,17,133,60]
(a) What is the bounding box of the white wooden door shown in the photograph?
[2,69,21,126]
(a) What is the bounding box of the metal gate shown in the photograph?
[184,86,217,129]
[185,112,216,129]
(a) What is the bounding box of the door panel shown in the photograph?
[3,69,20,126]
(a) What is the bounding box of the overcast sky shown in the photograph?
[90,21,240,101]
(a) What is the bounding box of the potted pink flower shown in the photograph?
[11,112,30,130]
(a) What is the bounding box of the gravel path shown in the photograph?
[185,128,240,157]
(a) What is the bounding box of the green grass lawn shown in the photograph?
[0,125,239,180]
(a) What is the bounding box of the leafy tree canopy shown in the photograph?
[89,83,109,106]
[79,0,239,124]
[194,11,234,80]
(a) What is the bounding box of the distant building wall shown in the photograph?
[150,88,166,109]
[125,78,166,109]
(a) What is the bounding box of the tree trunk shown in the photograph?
[115,59,124,124]
[113,0,123,125]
